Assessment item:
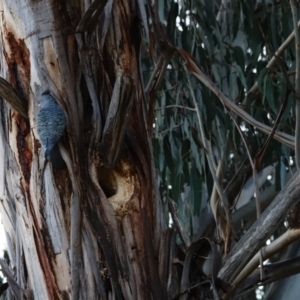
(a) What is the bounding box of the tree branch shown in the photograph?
[183,63,231,254]
[218,170,300,286]
[243,20,300,105]
[290,0,300,169]
[223,228,300,299]
[147,48,176,130]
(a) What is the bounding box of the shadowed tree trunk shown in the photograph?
[0,1,166,299]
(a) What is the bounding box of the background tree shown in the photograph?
[1,0,300,299]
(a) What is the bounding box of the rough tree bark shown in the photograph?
[0,0,166,299]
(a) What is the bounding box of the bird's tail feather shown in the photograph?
[46,143,66,169]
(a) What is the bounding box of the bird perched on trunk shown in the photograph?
[37,91,66,169]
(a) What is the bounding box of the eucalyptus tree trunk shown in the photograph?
[0,1,166,299]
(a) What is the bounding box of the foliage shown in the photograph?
[148,0,300,297]
[152,0,294,233]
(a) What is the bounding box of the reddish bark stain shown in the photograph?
[4,32,32,183]
[5,32,31,95]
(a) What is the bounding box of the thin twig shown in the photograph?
[210,157,224,240]
[252,160,264,280]
[229,116,254,169]
[228,113,265,279]
[243,20,300,105]
[182,54,294,148]
[147,49,176,130]
[154,124,182,137]
[183,63,232,254]
[224,158,247,195]
[155,105,196,112]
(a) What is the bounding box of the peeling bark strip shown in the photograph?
[100,74,134,167]
[77,0,108,32]
[0,78,28,118]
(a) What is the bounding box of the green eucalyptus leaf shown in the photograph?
[233,46,245,70]
[167,1,179,43]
